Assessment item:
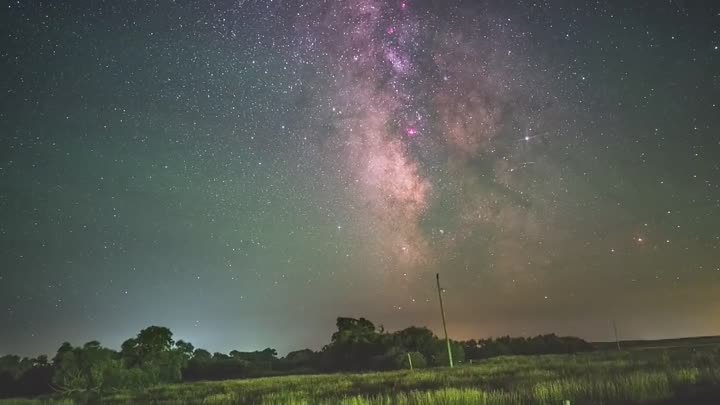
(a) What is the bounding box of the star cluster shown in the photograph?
[1,0,719,356]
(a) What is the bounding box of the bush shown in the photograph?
[392,352,427,370]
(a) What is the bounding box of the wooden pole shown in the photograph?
[436,273,454,368]
[613,320,621,351]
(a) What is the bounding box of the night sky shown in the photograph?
[1,0,719,357]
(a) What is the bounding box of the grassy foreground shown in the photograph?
[3,346,719,405]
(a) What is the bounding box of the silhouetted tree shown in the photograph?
[192,349,212,361]
[175,340,195,358]
[462,334,594,360]
[51,341,118,393]
[278,349,319,372]
[431,340,465,366]
[393,326,437,360]
[322,317,386,371]
[0,318,597,399]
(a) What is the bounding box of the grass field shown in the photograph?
[2,346,719,405]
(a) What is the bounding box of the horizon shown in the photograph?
[3,315,718,359]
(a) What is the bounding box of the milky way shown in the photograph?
[1,0,719,356]
[292,0,566,277]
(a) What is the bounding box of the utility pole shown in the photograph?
[436,273,454,368]
[613,320,621,351]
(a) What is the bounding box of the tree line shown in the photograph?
[0,317,594,398]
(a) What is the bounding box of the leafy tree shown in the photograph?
[121,326,174,365]
[51,341,117,394]
[431,340,465,366]
[213,352,231,361]
[331,317,378,345]
[144,350,186,383]
[228,348,278,371]
[119,326,185,384]
[0,355,22,378]
[120,338,141,367]
[33,355,48,367]
[462,334,593,360]
[14,364,53,397]
[192,349,212,361]
[279,349,318,371]
[0,370,14,398]
[322,317,387,371]
[137,326,174,353]
[103,362,152,390]
[0,355,25,398]
[393,326,437,360]
[52,342,73,366]
[175,340,195,358]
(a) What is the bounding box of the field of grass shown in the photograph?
[2,346,719,405]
